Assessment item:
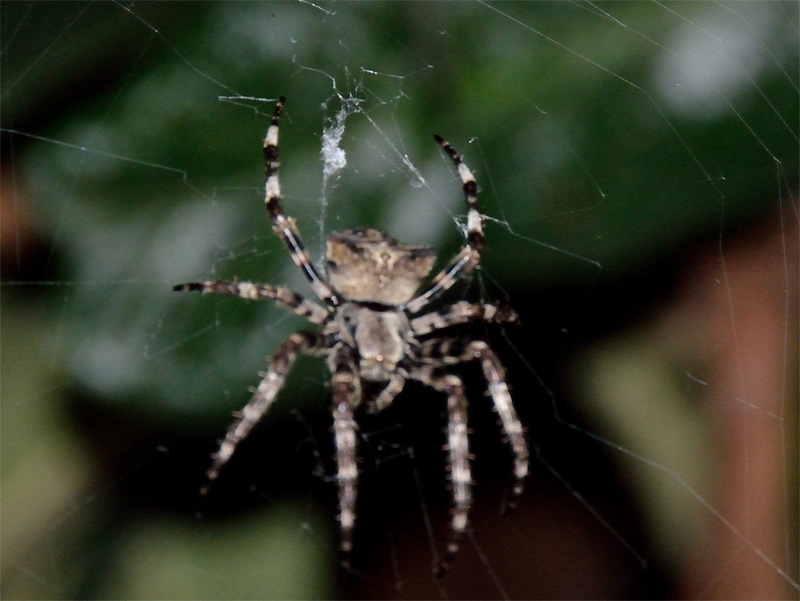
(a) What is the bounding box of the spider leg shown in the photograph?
[418,338,529,508]
[465,340,529,507]
[411,368,472,579]
[410,301,521,336]
[366,370,407,414]
[403,136,484,314]
[263,97,340,307]
[173,280,330,324]
[201,331,326,495]
[329,347,362,569]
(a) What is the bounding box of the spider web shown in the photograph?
[2,2,797,599]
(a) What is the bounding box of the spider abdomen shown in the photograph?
[325,228,435,305]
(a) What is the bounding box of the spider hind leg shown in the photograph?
[466,341,529,509]
[329,348,362,569]
[412,368,472,579]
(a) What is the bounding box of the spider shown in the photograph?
[174,97,529,577]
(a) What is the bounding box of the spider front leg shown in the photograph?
[263,97,340,307]
[404,136,484,314]
[201,331,326,496]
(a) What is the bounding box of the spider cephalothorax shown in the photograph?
[174,97,529,577]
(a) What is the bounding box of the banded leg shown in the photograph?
[466,341,529,508]
[410,301,521,336]
[329,348,362,569]
[263,97,340,307]
[201,331,324,496]
[434,372,473,578]
[416,338,529,508]
[174,281,330,324]
[404,136,484,314]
